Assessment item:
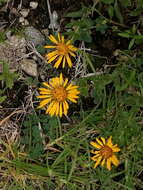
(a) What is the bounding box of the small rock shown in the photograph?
[21,59,38,77]
[19,17,25,23]
[49,10,59,29]
[23,19,29,26]
[24,26,45,46]
[41,29,49,38]
[20,9,30,18]
[30,1,38,9]
[0,35,26,71]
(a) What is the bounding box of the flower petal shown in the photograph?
[112,146,121,152]
[66,54,72,68]
[96,138,104,146]
[94,156,102,168]
[63,101,68,115]
[58,33,61,42]
[91,154,100,161]
[47,50,58,59]
[38,98,51,108]
[90,141,102,149]
[59,73,63,85]
[54,55,63,68]
[37,95,51,99]
[44,45,56,48]
[107,136,113,147]
[62,56,66,68]
[101,158,106,167]
[101,137,106,145]
[49,35,58,44]
[111,155,119,166]
[42,82,52,89]
[69,51,76,57]
[47,54,59,63]
[59,103,63,117]
[106,158,112,171]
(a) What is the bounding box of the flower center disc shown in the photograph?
[100,146,113,159]
[52,86,67,102]
[57,43,68,55]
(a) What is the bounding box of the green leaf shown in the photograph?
[77,78,89,97]
[119,0,131,7]
[128,38,135,50]
[114,0,124,24]
[65,10,83,18]
[118,32,131,38]
[1,62,18,89]
[79,30,92,42]
[101,0,114,4]
[108,5,114,18]
[0,95,6,103]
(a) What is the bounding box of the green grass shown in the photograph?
[1,0,143,189]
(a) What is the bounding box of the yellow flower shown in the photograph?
[37,73,80,117]
[90,136,120,171]
[44,33,77,68]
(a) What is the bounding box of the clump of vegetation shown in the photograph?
[1,0,143,189]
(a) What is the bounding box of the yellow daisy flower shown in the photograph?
[37,73,80,117]
[90,136,120,171]
[44,33,77,68]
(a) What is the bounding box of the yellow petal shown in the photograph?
[66,40,71,45]
[112,146,121,152]
[62,56,66,68]
[66,54,72,67]
[66,84,79,90]
[46,101,55,114]
[47,50,58,59]
[49,102,58,116]
[90,141,102,149]
[63,78,69,87]
[111,155,119,166]
[63,100,69,110]
[54,55,63,68]
[67,97,77,103]
[38,98,51,108]
[91,154,100,161]
[69,51,76,57]
[44,45,56,48]
[107,136,113,147]
[55,102,60,115]
[47,54,58,63]
[63,101,68,115]
[106,158,112,171]
[90,150,100,154]
[39,88,51,94]
[68,45,77,51]
[59,73,63,85]
[94,156,102,168]
[101,137,106,145]
[49,35,58,44]
[37,95,51,99]
[67,95,79,99]
[59,103,63,117]
[61,35,64,43]
[101,158,106,166]
[42,82,52,89]
[58,33,61,41]
[96,138,104,146]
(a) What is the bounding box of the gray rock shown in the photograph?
[21,59,38,77]
[30,1,38,9]
[24,26,45,46]
[0,35,26,71]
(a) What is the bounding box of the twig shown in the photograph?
[46,0,54,32]
[0,110,24,126]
